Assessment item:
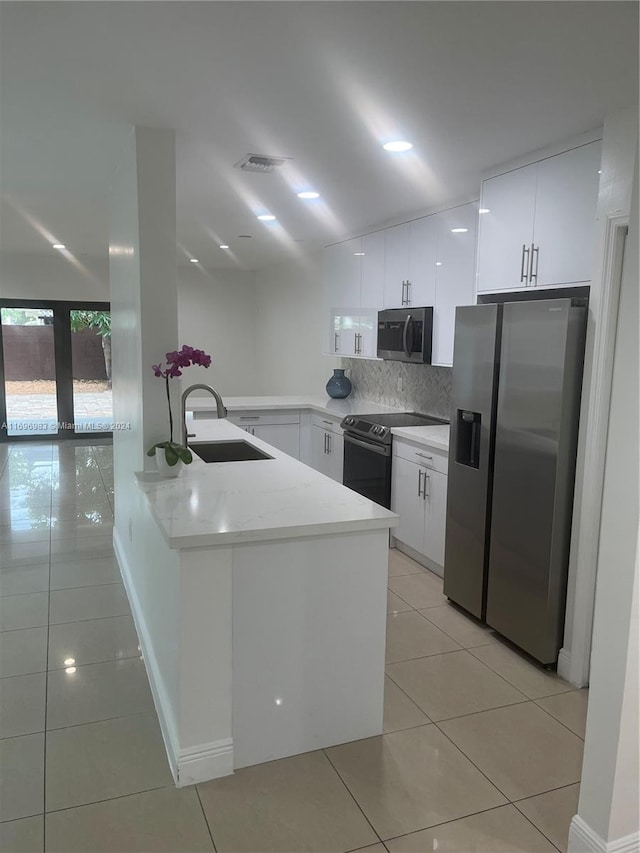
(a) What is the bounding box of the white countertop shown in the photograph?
[391,425,450,453]
[137,418,398,549]
[186,395,405,418]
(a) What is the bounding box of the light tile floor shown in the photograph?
[0,441,587,853]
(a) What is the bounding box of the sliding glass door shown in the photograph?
[0,299,111,442]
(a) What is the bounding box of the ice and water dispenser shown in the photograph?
[455,410,481,469]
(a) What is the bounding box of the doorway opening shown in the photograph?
[0,299,112,442]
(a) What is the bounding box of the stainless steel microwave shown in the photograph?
[377,307,433,363]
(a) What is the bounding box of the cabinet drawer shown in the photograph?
[310,413,343,433]
[393,440,448,474]
[229,410,300,426]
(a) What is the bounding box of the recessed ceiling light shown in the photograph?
[257,214,276,221]
[189,258,199,263]
[65,666,77,674]
[219,244,230,249]
[479,208,491,214]
[451,228,468,233]
[383,141,413,152]
[297,191,320,199]
[353,252,365,256]
[63,658,75,666]
[436,262,442,266]
[598,169,602,174]
[52,243,66,250]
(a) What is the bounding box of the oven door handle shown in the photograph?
[344,433,391,457]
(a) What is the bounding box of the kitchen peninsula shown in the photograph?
[114,415,397,788]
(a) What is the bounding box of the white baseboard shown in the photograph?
[558,647,573,681]
[393,541,443,578]
[113,526,180,785]
[569,815,640,853]
[177,738,234,787]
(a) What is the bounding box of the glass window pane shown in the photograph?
[70,310,112,433]
[1,307,59,436]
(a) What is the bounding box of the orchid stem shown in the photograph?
[165,374,173,443]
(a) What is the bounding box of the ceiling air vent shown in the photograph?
[234,154,290,174]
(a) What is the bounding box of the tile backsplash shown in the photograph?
[342,358,452,421]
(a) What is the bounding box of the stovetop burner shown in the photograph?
[341,411,448,444]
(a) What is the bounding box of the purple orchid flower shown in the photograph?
[150,345,212,447]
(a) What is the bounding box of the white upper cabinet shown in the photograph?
[323,237,362,356]
[359,231,385,358]
[383,223,410,307]
[476,140,602,294]
[476,165,537,292]
[408,215,438,307]
[383,217,437,308]
[432,202,478,366]
[533,142,602,287]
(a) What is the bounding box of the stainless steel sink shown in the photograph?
[189,440,273,463]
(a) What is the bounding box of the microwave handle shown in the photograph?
[402,314,413,357]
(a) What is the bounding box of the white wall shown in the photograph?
[177,266,258,397]
[570,151,639,850]
[0,251,110,301]
[253,252,340,396]
[561,106,639,686]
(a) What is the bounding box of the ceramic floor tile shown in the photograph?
[515,784,580,853]
[48,615,139,670]
[383,675,431,733]
[438,702,584,801]
[46,712,172,811]
[326,725,506,840]
[0,672,46,739]
[198,750,378,853]
[45,786,214,853]
[387,650,526,721]
[419,603,498,649]
[0,525,50,545]
[388,549,425,577]
[385,804,557,852]
[0,564,49,597]
[0,626,48,678]
[0,815,44,853]
[385,611,460,663]
[387,590,412,614]
[0,733,44,822]
[536,689,589,738]
[48,583,129,625]
[0,541,50,569]
[387,571,447,610]
[46,658,154,730]
[49,556,120,591]
[49,534,114,564]
[49,520,113,541]
[0,592,49,632]
[469,642,574,699]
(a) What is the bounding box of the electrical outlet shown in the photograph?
[397,377,404,392]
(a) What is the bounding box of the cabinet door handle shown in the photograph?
[240,416,259,421]
[327,433,332,454]
[356,333,362,354]
[520,244,530,283]
[416,452,433,460]
[529,243,539,284]
[417,469,424,497]
[423,472,430,500]
[323,432,327,454]
[334,332,339,353]
[405,279,411,306]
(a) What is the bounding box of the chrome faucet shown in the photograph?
[181,383,227,446]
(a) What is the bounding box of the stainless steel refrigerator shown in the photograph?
[443,298,587,665]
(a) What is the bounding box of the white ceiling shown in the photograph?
[0,1,637,271]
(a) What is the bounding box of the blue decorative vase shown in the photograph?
[326,368,352,399]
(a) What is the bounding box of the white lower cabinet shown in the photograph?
[391,442,448,573]
[310,421,344,483]
[227,411,301,459]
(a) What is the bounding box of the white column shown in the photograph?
[109,126,179,545]
[568,151,639,852]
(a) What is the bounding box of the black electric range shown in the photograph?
[340,412,449,508]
